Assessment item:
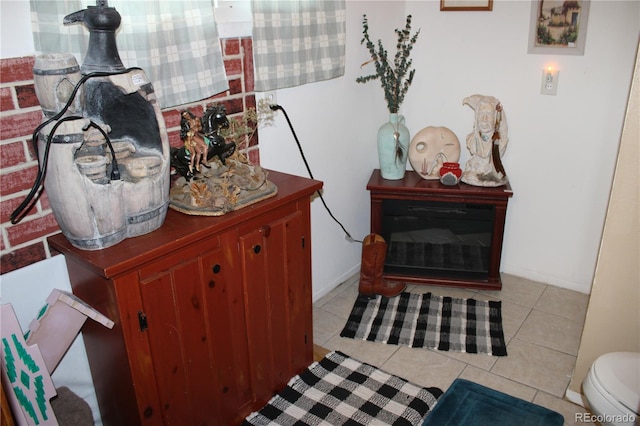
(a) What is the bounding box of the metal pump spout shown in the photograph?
[63,0,125,73]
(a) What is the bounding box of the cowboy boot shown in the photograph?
[358,234,406,298]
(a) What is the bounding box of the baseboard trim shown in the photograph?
[312,264,360,302]
[565,389,586,407]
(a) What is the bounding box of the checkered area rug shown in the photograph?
[243,351,442,426]
[341,292,507,356]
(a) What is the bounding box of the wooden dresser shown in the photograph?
[49,170,322,425]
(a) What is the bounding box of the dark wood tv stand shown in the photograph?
[367,169,513,290]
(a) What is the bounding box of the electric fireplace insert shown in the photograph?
[367,169,513,290]
[382,199,494,280]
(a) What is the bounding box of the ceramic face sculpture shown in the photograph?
[408,126,461,180]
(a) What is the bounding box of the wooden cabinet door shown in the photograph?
[137,237,252,425]
[239,208,312,408]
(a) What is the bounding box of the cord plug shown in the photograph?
[110,165,121,181]
[257,96,279,124]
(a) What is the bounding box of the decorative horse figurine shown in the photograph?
[170,104,236,180]
[202,104,236,164]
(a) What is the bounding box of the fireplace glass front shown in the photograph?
[380,199,495,281]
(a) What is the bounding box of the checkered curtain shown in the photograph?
[251,0,346,91]
[29,0,228,108]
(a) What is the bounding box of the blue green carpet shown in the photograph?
[422,379,564,426]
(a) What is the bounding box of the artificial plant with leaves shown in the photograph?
[356,14,420,114]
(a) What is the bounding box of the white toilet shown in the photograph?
[583,352,640,426]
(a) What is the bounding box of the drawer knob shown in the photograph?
[212,264,221,273]
[253,245,262,254]
[208,280,215,288]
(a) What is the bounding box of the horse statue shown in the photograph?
[170,104,236,180]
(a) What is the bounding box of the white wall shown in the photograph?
[402,1,639,294]
[262,0,640,298]
[2,1,639,301]
[0,0,33,58]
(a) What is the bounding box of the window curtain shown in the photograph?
[29,0,228,108]
[251,0,346,92]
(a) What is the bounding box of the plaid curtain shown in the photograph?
[251,0,346,92]
[30,0,228,108]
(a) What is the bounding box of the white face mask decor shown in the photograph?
[408,126,461,180]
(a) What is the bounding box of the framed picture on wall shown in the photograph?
[528,0,590,55]
[440,0,493,11]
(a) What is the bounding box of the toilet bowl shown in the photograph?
[583,352,640,426]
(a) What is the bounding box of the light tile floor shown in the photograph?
[313,273,592,426]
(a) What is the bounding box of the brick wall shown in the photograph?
[0,37,258,274]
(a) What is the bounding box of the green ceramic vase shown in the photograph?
[377,113,410,180]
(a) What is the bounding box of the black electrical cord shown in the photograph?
[10,67,140,224]
[269,104,361,244]
[30,67,141,157]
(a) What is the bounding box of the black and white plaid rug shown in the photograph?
[243,351,442,426]
[341,292,507,356]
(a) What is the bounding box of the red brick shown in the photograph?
[0,165,39,195]
[7,213,60,246]
[248,147,260,165]
[248,130,258,147]
[246,95,256,110]
[211,90,228,99]
[4,194,46,226]
[16,84,39,109]
[224,58,242,76]
[242,38,255,93]
[25,137,37,162]
[188,104,205,117]
[0,195,27,223]
[0,110,43,140]
[162,108,183,129]
[224,38,240,56]
[0,56,35,84]
[221,98,244,116]
[0,87,14,111]
[49,241,62,257]
[168,129,182,148]
[0,141,26,168]
[39,191,51,211]
[0,242,48,274]
[229,78,242,95]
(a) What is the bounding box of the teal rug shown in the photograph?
[422,379,564,426]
